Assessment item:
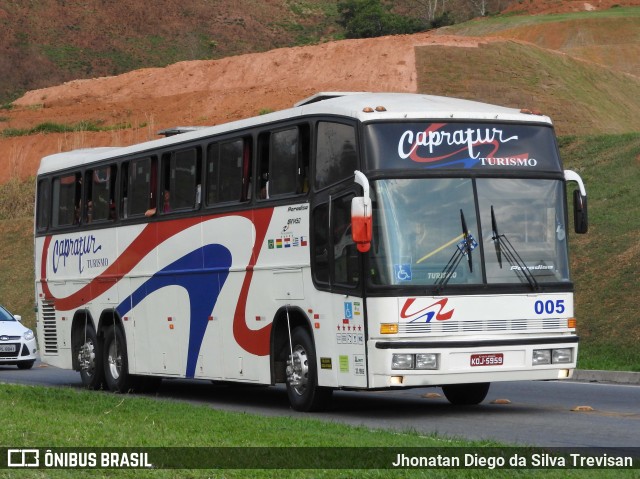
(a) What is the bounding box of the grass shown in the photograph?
[0,134,637,372]
[0,383,636,478]
[415,40,640,136]
[1,120,131,138]
[441,7,640,36]
[559,133,640,371]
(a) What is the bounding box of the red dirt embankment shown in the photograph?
[3,33,486,182]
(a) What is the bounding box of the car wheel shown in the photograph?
[103,325,138,393]
[285,327,332,412]
[78,322,105,389]
[17,360,35,370]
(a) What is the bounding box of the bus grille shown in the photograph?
[399,318,568,335]
[41,300,58,354]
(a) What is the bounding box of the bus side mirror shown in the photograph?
[352,170,372,253]
[564,170,588,234]
[351,196,372,253]
[573,189,588,234]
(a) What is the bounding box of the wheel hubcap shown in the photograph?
[78,341,96,376]
[107,340,122,380]
[286,345,309,396]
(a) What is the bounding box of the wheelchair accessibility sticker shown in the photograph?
[394,264,412,282]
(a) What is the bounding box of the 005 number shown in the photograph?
[534,299,565,315]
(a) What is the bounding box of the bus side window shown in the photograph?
[52,172,82,227]
[161,148,200,214]
[315,122,357,190]
[125,156,156,217]
[258,125,310,200]
[85,165,116,223]
[36,179,51,231]
[312,203,330,284]
[206,139,245,205]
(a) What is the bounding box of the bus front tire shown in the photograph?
[78,323,104,390]
[286,327,332,412]
[442,382,490,405]
[103,325,137,393]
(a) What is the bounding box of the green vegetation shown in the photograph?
[0,384,634,479]
[415,40,640,135]
[442,6,640,36]
[1,120,131,138]
[337,0,428,38]
[559,133,640,371]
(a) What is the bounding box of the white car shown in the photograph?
[0,305,38,369]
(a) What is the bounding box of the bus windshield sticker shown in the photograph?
[366,122,563,173]
[394,263,413,282]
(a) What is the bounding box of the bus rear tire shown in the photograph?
[78,323,104,390]
[103,325,137,393]
[286,327,332,412]
[442,382,490,405]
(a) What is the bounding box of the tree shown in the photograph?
[337,0,427,39]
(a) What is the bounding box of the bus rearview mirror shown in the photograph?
[573,189,588,234]
[351,196,372,253]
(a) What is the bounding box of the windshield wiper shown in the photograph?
[491,205,538,291]
[435,209,476,292]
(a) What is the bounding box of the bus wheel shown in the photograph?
[442,383,490,405]
[103,325,136,393]
[78,323,104,390]
[285,327,332,412]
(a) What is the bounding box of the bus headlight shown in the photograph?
[532,349,551,365]
[552,348,572,364]
[533,348,573,366]
[392,354,414,370]
[392,353,440,370]
[415,353,439,370]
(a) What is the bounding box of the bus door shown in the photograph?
[314,192,368,388]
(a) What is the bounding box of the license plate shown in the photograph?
[470,353,503,367]
[0,344,16,353]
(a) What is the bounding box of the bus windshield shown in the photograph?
[368,177,570,288]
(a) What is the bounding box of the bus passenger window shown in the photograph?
[126,157,154,217]
[36,179,51,231]
[258,125,309,200]
[315,122,357,190]
[52,173,81,227]
[269,128,298,197]
[206,139,245,205]
[86,165,116,223]
[161,148,199,213]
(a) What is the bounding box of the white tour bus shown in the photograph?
[34,92,588,411]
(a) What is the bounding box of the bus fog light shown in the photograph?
[532,349,551,365]
[392,354,414,370]
[552,348,572,364]
[415,353,439,370]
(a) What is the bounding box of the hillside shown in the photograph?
[2,8,640,184]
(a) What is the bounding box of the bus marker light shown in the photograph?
[390,376,404,385]
[375,106,387,112]
[568,318,577,328]
[169,324,174,330]
[380,323,398,334]
[362,107,374,113]
[208,316,214,321]
[314,322,320,329]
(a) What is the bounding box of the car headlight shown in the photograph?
[23,329,34,341]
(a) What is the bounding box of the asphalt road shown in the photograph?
[1,361,638,455]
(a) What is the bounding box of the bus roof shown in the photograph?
[38,92,553,176]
